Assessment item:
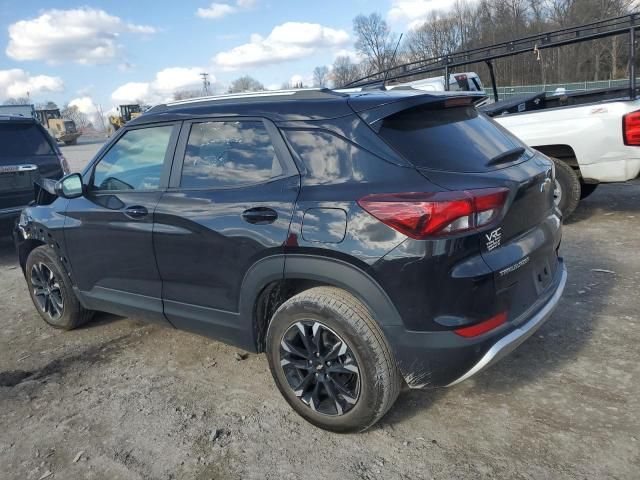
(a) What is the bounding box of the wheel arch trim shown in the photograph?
[239,253,404,351]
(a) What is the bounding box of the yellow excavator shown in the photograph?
[108,104,143,132]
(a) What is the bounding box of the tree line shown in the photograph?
[331,0,637,88]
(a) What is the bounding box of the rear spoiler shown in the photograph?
[348,91,487,132]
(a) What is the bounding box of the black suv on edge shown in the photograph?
[14,88,567,432]
[1,115,68,230]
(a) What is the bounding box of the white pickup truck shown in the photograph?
[482,89,640,217]
[393,79,640,217]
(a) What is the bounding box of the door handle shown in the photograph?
[124,205,149,220]
[242,207,278,225]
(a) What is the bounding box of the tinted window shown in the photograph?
[180,121,282,189]
[0,123,54,160]
[283,130,356,185]
[379,105,529,173]
[92,125,173,191]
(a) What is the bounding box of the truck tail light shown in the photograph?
[454,311,508,338]
[623,110,640,146]
[357,188,509,239]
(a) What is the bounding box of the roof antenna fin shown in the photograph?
[383,33,403,90]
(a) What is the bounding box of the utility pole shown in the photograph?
[200,73,211,96]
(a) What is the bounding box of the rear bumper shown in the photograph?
[383,259,567,389]
[446,261,567,386]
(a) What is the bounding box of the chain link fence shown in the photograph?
[495,78,636,99]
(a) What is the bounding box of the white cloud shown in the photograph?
[0,69,64,101]
[111,67,216,105]
[196,0,257,20]
[388,0,469,25]
[214,22,350,70]
[6,7,156,65]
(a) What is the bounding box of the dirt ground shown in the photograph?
[0,139,638,479]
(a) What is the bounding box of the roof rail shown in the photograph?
[164,88,342,107]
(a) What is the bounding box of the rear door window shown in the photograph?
[179,120,283,189]
[378,105,530,173]
[0,123,54,160]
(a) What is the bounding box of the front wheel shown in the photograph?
[551,158,581,219]
[265,287,402,433]
[25,246,93,330]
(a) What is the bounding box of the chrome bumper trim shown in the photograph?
[447,263,568,387]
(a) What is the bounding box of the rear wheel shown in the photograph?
[25,246,93,330]
[551,158,581,219]
[265,287,402,433]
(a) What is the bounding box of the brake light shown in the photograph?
[357,188,508,239]
[454,312,508,338]
[623,111,640,146]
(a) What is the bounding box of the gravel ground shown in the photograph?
[0,139,638,479]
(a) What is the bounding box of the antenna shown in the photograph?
[383,33,404,89]
[200,73,212,96]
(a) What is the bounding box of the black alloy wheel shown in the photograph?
[279,320,360,416]
[30,262,64,320]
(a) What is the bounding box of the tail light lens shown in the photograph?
[357,188,509,239]
[623,110,640,146]
[454,311,508,337]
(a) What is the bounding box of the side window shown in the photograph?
[92,125,173,191]
[180,120,282,189]
[283,130,354,185]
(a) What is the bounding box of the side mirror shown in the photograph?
[55,173,84,199]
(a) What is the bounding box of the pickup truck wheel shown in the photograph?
[580,182,598,199]
[551,158,581,218]
[265,286,402,433]
[25,246,93,330]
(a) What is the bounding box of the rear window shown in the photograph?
[0,123,54,159]
[378,105,529,173]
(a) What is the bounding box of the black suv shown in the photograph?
[1,115,68,229]
[15,89,566,432]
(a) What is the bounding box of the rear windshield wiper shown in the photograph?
[486,147,526,167]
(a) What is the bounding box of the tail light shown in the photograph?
[58,153,70,174]
[454,311,508,337]
[357,188,509,239]
[623,110,640,146]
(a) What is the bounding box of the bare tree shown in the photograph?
[228,75,264,93]
[353,13,398,73]
[35,101,58,110]
[61,105,90,129]
[331,56,361,87]
[173,89,203,100]
[312,66,330,88]
[2,97,30,105]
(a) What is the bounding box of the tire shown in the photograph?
[580,182,598,200]
[551,158,581,219]
[265,286,402,433]
[25,245,93,330]
[64,139,78,146]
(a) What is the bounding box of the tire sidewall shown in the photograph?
[552,159,581,218]
[266,298,386,433]
[25,246,77,329]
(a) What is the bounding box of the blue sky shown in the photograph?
[0,0,451,117]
